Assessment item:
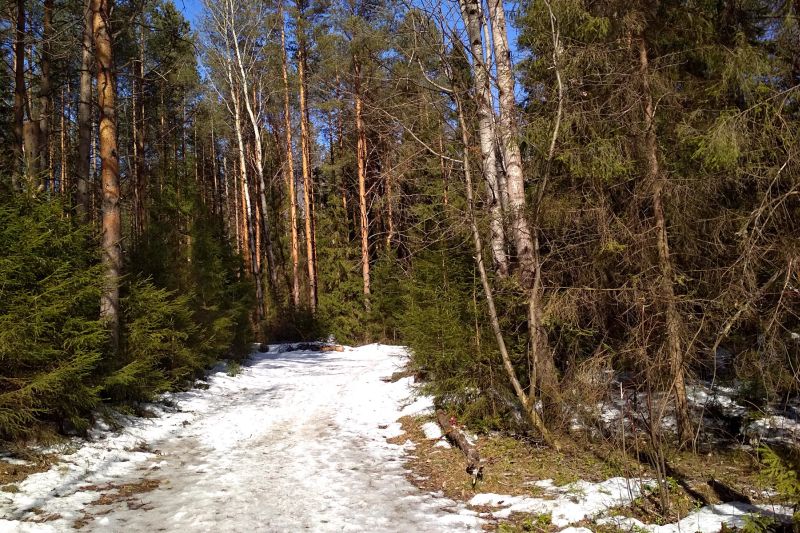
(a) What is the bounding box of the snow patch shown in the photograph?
[422,421,443,440]
[596,502,792,533]
[471,477,647,527]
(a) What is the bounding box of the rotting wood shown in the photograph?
[436,410,483,486]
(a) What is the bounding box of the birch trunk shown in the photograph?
[228,0,277,297]
[487,0,560,420]
[454,91,557,449]
[228,64,264,320]
[92,0,121,351]
[458,0,509,277]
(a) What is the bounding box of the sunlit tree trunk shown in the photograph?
[280,6,301,309]
[487,0,560,421]
[92,0,121,351]
[12,0,26,189]
[226,0,276,297]
[39,0,54,187]
[354,60,371,311]
[132,20,146,238]
[297,11,318,313]
[453,88,558,449]
[458,0,508,277]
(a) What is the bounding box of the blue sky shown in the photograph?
[175,0,203,29]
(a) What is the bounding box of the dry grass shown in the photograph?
[71,478,162,529]
[390,415,779,531]
[0,450,57,489]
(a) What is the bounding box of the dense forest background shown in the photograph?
[0,0,798,466]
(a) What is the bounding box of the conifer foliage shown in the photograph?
[0,0,798,457]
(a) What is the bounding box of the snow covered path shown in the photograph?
[0,344,482,532]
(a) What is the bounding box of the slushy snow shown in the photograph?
[0,344,481,532]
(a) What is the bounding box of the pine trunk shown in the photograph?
[12,0,26,188]
[354,60,371,311]
[298,34,318,313]
[280,10,301,309]
[92,0,121,351]
[76,0,93,221]
[132,21,146,237]
[39,0,53,187]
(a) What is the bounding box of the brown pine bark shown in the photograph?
[92,0,121,351]
[297,18,318,313]
[76,0,93,221]
[280,7,301,309]
[637,37,690,444]
[39,0,54,187]
[354,60,371,311]
[458,0,509,277]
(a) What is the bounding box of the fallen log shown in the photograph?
[320,345,344,352]
[262,342,344,353]
[436,410,484,485]
[380,369,414,383]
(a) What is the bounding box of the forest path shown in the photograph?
[1,345,481,532]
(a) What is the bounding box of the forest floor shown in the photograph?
[0,344,795,532]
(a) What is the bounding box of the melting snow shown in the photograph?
[471,477,648,527]
[597,502,793,532]
[0,344,481,532]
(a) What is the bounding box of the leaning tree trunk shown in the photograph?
[637,37,690,445]
[487,0,561,420]
[454,92,558,449]
[76,0,93,221]
[354,60,371,312]
[458,0,509,278]
[280,6,301,309]
[224,52,264,320]
[92,0,121,352]
[229,9,278,298]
